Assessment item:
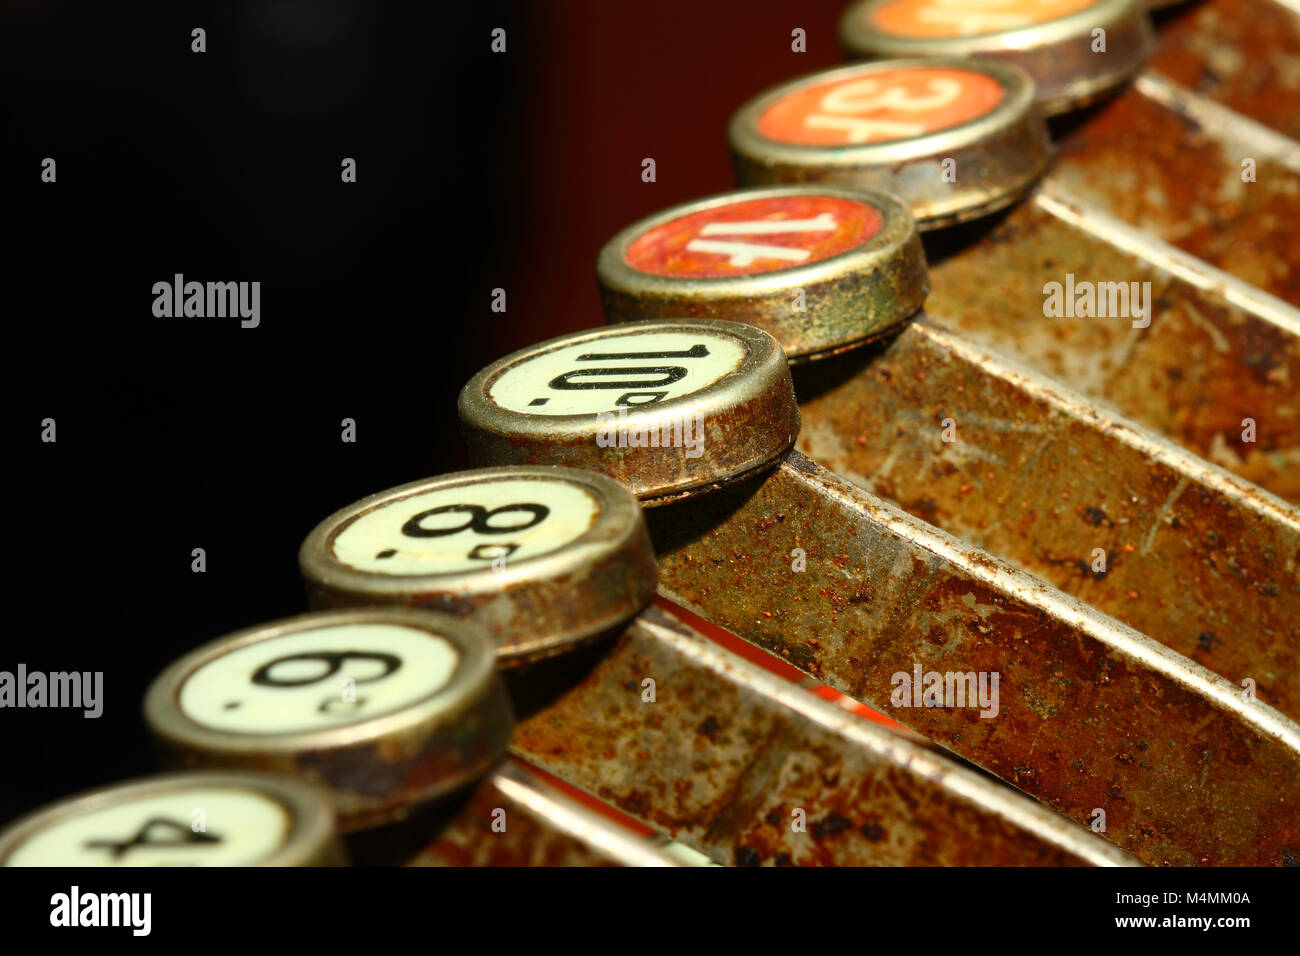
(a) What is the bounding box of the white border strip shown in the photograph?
[1135,72,1300,173]
[1034,189,1300,337]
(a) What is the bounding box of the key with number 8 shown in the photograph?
[300,466,658,666]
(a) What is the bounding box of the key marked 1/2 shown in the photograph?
[624,195,884,278]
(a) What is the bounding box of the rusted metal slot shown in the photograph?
[1134,73,1300,175]
[403,757,684,867]
[1146,0,1300,141]
[921,190,1300,503]
[510,605,1137,866]
[1045,83,1300,306]
[646,453,1300,866]
[794,319,1300,723]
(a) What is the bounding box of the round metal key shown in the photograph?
[729,58,1049,229]
[0,771,342,866]
[458,319,799,505]
[300,466,658,667]
[144,608,512,831]
[597,186,928,361]
[838,0,1154,115]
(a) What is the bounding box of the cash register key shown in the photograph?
[299,466,657,667]
[728,58,1049,230]
[143,608,512,831]
[597,185,928,362]
[457,319,800,505]
[0,771,343,866]
[838,0,1154,115]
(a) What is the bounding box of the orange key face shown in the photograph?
[867,0,1100,38]
[757,66,1005,146]
[623,195,884,278]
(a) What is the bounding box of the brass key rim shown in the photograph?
[144,608,513,831]
[729,58,1051,228]
[597,185,929,361]
[458,319,801,505]
[299,466,658,667]
[0,771,344,867]
[839,0,1155,115]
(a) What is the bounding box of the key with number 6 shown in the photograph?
[144,608,512,831]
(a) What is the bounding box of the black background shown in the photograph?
[4,1,844,823]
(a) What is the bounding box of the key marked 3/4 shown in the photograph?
[729,59,1050,228]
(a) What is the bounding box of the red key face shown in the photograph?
[623,195,884,278]
[758,66,1005,146]
[866,0,1100,38]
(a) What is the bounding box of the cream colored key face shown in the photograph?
[144,609,512,829]
[458,320,801,504]
[597,186,928,360]
[0,773,341,867]
[729,59,1048,229]
[178,623,459,735]
[300,467,658,666]
[9,789,285,866]
[839,0,1154,115]
[330,477,599,576]
[489,330,747,415]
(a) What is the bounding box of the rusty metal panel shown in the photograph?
[922,191,1300,503]
[1148,0,1300,139]
[794,319,1300,721]
[1047,80,1300,305]
[400,759,682,867]
[511,605,1136,866]
[648,455,1300,866]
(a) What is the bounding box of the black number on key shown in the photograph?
[546,343,710,392]
[251,651,402,688]
[84,818,220,860]
[401,503,549,538]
